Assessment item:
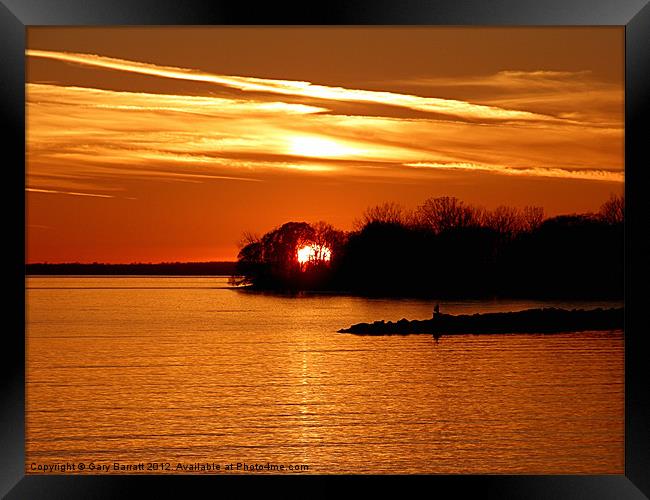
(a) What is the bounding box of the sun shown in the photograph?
[288,136,359,158]
[297,244,332,265]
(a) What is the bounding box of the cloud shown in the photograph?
[28,49,567,123]
[26,187,115,198]
[28,82,328,117]
[396,70,623,127]
[405,162,623,183]
[26,58,623,195]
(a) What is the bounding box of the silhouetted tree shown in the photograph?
[232,239,263,286]
[309,221,347,264]
[234,221,347,290]
[522,206,545,232]
[483,205,524,237]
[339,219,425,295]
[234,195,622,299]
[261,221,314,270]
[239,231,260,248]
[413,196,479,234]
[355,202,404,229]
[510,213,622,298]
[598,194,624,224]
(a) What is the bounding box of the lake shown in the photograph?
[26,276,624,474]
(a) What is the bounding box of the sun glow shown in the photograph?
[288,136,360,158]
[297,244,332,265]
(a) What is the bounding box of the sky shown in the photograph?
[26,27,624,263]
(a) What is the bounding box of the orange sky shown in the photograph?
[26,27,624,263]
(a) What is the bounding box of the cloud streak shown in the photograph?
[28,49,565,123]
[397,70,623,127]
[26,50,624,201]
[24,31,625,264]
[26,187,115,198]
[405,162,623,182]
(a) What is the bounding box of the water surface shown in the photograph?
[26,276,624,474]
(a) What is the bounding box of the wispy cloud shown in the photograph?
[406,162,624,182]
[28,49,567,123]
[26,187,115,198]
[25,37,625,263]
[28,82,328,117]
[26,53,623,197]
[397,70,623,127]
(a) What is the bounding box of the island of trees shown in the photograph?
[233,194,624,300]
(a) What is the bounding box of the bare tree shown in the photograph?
[238,231,260,249]
[413,196,478,233]
[598,194,624,224]
[260,222,315,267]
[310,221,346,261]
[522,206,545,232]
[231,237,263,286]
[484,206,524,236]
[401,207,419,228]
[354,202,404,229]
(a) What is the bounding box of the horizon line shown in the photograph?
[26,261,238,265]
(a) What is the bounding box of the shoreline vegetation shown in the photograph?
[338,307,624,336]
[233,195,624,300]
[27,194,624,302]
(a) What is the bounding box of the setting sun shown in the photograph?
[297,244,332,265]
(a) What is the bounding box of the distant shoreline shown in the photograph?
[25,262,237,276]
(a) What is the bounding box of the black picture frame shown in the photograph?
[2,1,648,498]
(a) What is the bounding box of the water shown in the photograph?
[26,276,624,474]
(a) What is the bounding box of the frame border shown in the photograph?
[2,1,648,497]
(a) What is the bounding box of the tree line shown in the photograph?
[234,194,624,299]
